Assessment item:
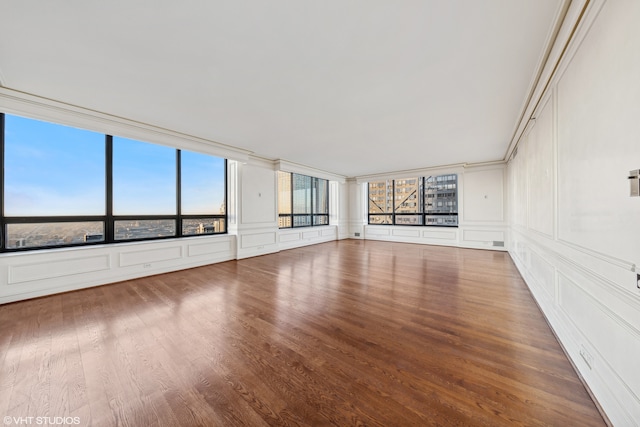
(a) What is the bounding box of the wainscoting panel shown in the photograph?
[278,226,338,251]
[187,240,232,257]
[241,232,277,249]
[0,235,236,304]
[8,254,111,284]
[120,246,183,267]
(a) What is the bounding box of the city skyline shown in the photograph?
[4,114,226,217]
[2,113,227,249]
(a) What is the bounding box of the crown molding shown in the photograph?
[275,159,347,183]
[354,163,467,184]
[505,0,598,162]
[0,87,252,162]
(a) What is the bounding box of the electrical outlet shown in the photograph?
[579,345,593,370]
[143,263,151,268]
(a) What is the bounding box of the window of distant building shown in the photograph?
[0,112,227,251]
[278,171,329,228]
[368,174,458,226]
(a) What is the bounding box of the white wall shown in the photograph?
[507,0,640,424]
[353,163,507,251]
[0,151,348,303]
[460,164,507,249]
[0,92,349,303]
[347,178,366,239]
[5,7,637,423]
[274,160,347,249]
[0,90,246,305]
[0,234,237,304]
[229,159,280,259]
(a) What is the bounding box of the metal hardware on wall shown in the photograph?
[629,169,639,197]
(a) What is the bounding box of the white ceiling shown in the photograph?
[0,0,562,177]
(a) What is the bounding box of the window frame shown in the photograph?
[368,175,458,227]
[0,113,228,252]
[278,171,329,229]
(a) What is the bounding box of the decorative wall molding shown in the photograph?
[8,254,111,284]
[119,246,182,267]
[278,226,338,251]
[0,87,252,161]
[187,240,232,257]
[512,228,637,300]
[550,0,608,93]
[354,163,466,184]
[515,251,635,426]
[276,159,346,183]
[0,235,237,305]
[505,0,593,161]
[557,238,636,273]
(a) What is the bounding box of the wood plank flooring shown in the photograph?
[0,240,605,426]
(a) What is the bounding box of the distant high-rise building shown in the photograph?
[84,233,103,242]
[368,174,458,225]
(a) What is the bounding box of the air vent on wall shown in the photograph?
[493,241,505,247]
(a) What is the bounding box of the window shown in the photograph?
[313,178,329,226]
[0,113,227,251]
[368,174,458,226]
[278,171,329,228]
[4,114,105,216]
[277,171,292,228]
[180,150,226,235]
[293,174,312,227]
[113,137,176,215]
[3,114,107,248]
[368,179,392,224]
[394,177,422,225]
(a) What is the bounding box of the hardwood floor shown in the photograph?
[0,240,605,426]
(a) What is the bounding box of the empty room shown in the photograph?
[0,0,638,425]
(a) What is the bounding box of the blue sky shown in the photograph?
[4,114,225,216]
